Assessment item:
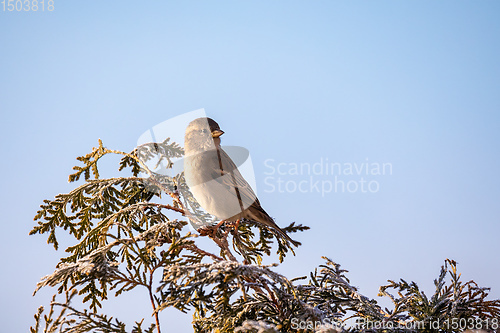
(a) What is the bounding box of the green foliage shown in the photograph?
[30,139,499,333]
[30,290,156,333]
[377,259,500,332]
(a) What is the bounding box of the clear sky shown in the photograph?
[1,1,499,332]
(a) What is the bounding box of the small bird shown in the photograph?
[183,117,300,247]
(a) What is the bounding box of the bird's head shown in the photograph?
[184,117,224,153]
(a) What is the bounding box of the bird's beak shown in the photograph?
[211,129,224,138]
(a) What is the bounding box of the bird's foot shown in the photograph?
[226,219,241,233]
[198,220,226,238]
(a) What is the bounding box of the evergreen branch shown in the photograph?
[34,220,187,312]
[377,258,500,330]
[33,242,120,296]
[32,138,500,333]
[31,177,161,250]
[30,291,78,333]
[234,320,279,333]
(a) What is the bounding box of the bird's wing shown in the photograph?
[209,147,259,211]
[205,147,300,246]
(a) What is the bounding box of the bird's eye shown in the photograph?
[201,129,208,133]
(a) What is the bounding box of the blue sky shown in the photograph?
[1,1,500,331]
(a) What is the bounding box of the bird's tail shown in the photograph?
[246,206,301,247]
[275,227,301,247]
[259,216,301,247]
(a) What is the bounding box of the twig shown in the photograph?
[183,244,223,261]
[148,269,161,333]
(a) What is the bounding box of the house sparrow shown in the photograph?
[183,117,300,247]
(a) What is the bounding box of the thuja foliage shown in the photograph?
[30,139,500,333]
